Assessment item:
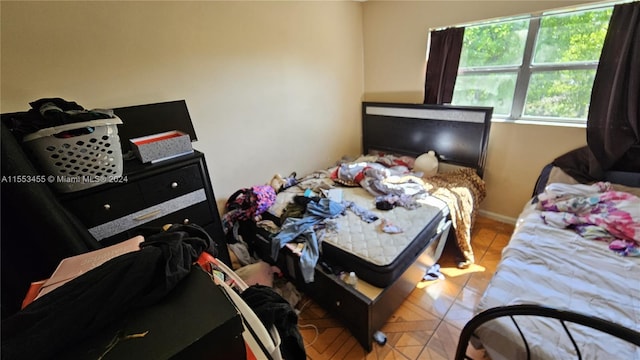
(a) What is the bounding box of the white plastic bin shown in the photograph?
[22,117,124,193]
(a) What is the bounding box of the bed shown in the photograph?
[455,165,640,360]
[266,173,451,289]
[251,101,493,351]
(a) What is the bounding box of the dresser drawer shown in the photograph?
[144,201,214,230]
[310,269,369,325]
[139,164,204,205]
[98,200,215,247]
[63,183,145,227]
[88,189,208,241]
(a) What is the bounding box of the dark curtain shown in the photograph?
[423,27,465,104]
[586,1,640,174]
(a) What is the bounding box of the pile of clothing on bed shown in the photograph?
[249,153,487,275]
[331,154,485,267]
[537,181,640,257]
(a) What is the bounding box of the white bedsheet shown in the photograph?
[323,187,446,267]
[475,201,640,360]
[269,185,447,267]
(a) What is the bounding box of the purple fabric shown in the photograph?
[251,185,277,216]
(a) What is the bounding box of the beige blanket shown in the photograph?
[422,168,486,266]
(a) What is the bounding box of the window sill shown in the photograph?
[491,117,587,129]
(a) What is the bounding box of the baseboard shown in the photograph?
[478,209,517,225]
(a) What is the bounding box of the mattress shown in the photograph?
[268,185,449,288]
[474,201,640,360]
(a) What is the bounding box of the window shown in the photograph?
[451,5,614,125]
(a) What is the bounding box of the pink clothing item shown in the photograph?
[538,182,640,255]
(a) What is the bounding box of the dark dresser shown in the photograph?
[57,150,231,266]
[58,267,246,360]
[1,100,231,318]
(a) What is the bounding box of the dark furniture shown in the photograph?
[1,120,100,318]
[362,101,492,178]
[456,305,640,360]
[258,102,493,351]
[268,214,451,352]
[57,150,230,266]
[1,100,230,320]
[59,267,245,360]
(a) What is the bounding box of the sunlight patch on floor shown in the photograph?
[440,263,486,278]
[414,263,486,291]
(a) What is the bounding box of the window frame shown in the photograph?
[453,5,614,127]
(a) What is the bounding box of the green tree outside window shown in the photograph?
[451,6,613,124]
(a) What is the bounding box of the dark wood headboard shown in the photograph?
[362,102,493,178]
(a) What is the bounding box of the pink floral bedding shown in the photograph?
[537,182,640,256]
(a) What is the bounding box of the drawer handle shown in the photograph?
[183,218,190,225]
[103,204,111,211]
[171,182,179,189]
[134,210,162,221]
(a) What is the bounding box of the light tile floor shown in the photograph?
[297,216,515,360]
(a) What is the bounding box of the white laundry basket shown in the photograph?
[22,117,124,193]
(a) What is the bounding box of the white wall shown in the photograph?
[1,1,364,211]
[362,0,602,221]
[2,0,607,221]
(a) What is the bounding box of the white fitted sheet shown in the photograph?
[323,186,446,267]
[269,185,447,267]
[474,202,640,360]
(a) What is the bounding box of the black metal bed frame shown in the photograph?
[455,304,640,360]
[460,160,640,360]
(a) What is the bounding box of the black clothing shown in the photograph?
[2,98,114,141]
[1,224,212,360]
[240,285,306,360]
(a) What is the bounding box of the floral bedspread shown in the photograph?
[537,182,640,256]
